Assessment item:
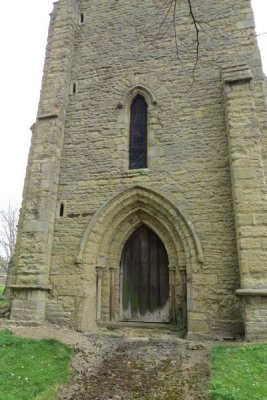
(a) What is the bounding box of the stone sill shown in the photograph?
[9,284,52,292]
[127,168,149,176]
[97,320,181,331]
[236,289,267,296]
[37,113,58,121]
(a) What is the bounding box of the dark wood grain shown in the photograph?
[121,226,169,322]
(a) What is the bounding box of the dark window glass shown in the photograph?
[129,95,147,169]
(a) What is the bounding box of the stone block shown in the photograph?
[232,168,257,180]
[189,320,209,334]
[23,220,49,233]
[193,274,218,286]
[191,313,208,321]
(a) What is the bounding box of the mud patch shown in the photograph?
[60,336,209,400]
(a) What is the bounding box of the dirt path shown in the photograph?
[2,322,210,400]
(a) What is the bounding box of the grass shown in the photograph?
[0,329,72,400]
[209,343,267,400]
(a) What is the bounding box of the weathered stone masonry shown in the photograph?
[10,0,267,340]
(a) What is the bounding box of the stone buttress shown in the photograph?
[223,65,267,340]
[10,0,77,323]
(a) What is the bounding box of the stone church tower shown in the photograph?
[10,0,267,340]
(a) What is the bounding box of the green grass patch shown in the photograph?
[0,329,72,400]
[0,286,4,297]
[209,343,267,400]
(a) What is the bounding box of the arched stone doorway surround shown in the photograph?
[75,186,203,336]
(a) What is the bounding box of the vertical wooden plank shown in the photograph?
[130,232,140,318]
[150,230,159,313]
[139,227,150,316]
[158,240,169,309]
[121,243,131,318]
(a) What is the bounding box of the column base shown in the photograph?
[10,288,49,324]
[236,290,267,341]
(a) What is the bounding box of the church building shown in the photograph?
[10,0,267,340]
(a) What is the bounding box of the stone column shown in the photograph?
[96,267,104,322]
[10,0,78,324]
[222,65,267,340]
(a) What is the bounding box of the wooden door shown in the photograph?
[121,226,169,322]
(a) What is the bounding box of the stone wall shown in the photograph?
[10,0,267,339]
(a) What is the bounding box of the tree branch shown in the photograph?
[173,0,182,63]
[0,204,18,272]
[187,0,200,74]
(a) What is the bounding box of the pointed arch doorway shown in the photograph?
[120,225,170,323]
[76,185,204,334]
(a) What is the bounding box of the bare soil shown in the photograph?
[1,322,210,400]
